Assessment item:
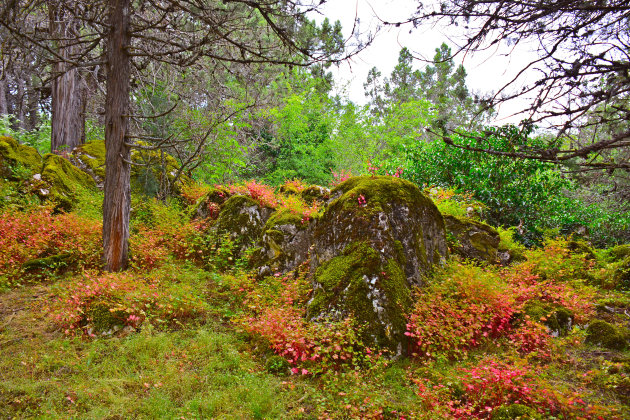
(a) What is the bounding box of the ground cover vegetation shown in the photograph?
[1,1,630,418]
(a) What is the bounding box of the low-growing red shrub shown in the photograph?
[0,208,101,280]
[47,271,207,336]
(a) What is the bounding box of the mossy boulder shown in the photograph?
[523,302,573,336]
[38,153,97,211]
[609,244,630,262]
[189,186,232,220]
[255,209,313,274]
[70,140,106,187]
[131,146,191,196]
[567,239,596,260]
[308,176,448,353]
[301,185,330,204]
[22,252,73,273]
[308,242,412,353]
[213,195,274,257]
[444,215,500,264]
[491,404,540,419]
[71,140,191,197]
[0,136,42,180]
[85,300,128,334]
[586,320,629,350]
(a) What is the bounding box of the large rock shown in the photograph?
[213,195,274,257]
[307,176,448,354]
[444,215,500,264]
[70,140,106,188]
[189,186,232,220]
[255,209,313,275]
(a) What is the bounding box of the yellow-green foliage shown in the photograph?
[0,136,42,179]
[498,227,527,262]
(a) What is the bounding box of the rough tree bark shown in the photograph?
[16,68,25,129]
[0,79,7,115]
[49,2,86,153]
[103,0,131,272]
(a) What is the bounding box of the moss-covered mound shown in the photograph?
[609,244,630,262]
[39,153,97,211]
[567,239,596,260]
[491,404,540,419]
[70,140,191,197]
[308,242,412,353]
[255,209,313,275]
[308,176,448,353]
[586,320,629,350]
[444,215,500,264]
[301,185,330,204]
[0,136,42,180]
[70,140,106,187]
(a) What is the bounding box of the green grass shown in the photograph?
[0,297,299,419]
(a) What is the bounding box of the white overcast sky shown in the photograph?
[312,0,540,124]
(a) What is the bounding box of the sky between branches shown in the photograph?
[314,0,540,124]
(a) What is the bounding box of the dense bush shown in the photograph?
[396,124,630,246]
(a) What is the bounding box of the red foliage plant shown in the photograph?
[238,272,373,374]
[0,208,101,278]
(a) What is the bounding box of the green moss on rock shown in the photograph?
[213,195,273,257]
[609,245,630,262]
[444,215,500,264]
[567,239,596,260]
[40,153,97,211]
[0,136,42,180]
[586,320,629,350]
[188,185,231,220]
[22,252,72,272]
[523,302,573,336]
[613,256,630,291]
[86,300,127,333]
[71,140,106,180]
[329,176,435,216]
[308,242,412,352]
[301,185,330,204]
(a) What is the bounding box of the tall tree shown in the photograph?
[49,1,87,153]
[1,0,362,271]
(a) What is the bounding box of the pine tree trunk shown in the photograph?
[16,71,25,129]
[0,79,7,115]
[49,3,85,153]
[103,0,131,272]
[26,77,40,131]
